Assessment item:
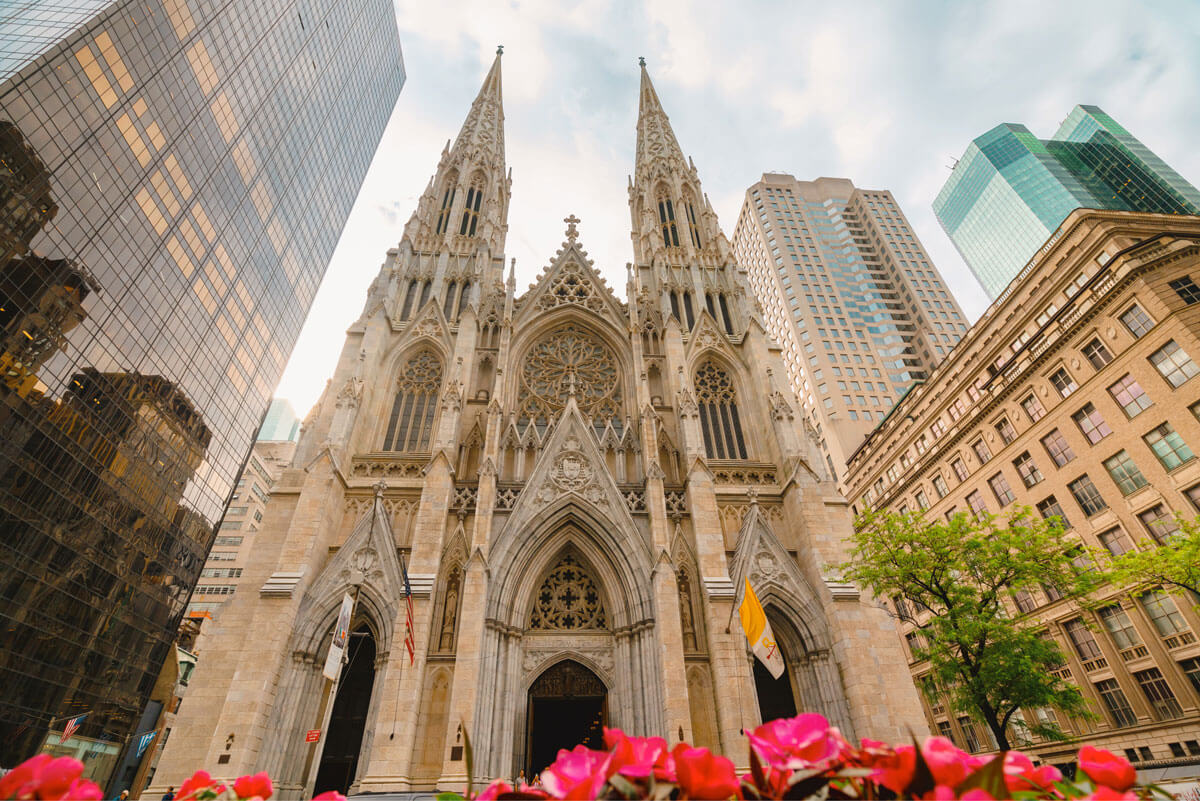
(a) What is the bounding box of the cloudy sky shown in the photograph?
[275,0,1200,417]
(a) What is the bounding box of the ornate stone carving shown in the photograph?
[535,260,606,313]
[532,435,607,508]
[527,659,607,696]
[439,565,461,650]
[529,553,607,630]
[335,376,364,409]
[519,324,622,426]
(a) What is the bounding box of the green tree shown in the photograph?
[1106,514,1200,597]
[841,506,1098,750]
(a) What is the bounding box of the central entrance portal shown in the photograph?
[526,660,607,776]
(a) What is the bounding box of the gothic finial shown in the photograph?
[638,56,646,67]
[564,214,581,243]
[372,479,387,499]
[496,44,504,55]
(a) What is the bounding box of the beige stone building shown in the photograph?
[147,55,924,797]
[844,209,1200,782]
[731,175,967,484]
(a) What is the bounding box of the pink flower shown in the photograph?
[867,743,917,794]
[921,736,973,789]
[672,744,739,800]
[60,779,103,801]
[746,713,845,770]
[0,755,102,801]
[177,770,225,801]
[603,728,675,781]
[1078,746,1136,792]
[473,780,512,800]
[310,793,347,801]
[1004,751,1063,794]
[233,772,273,800]
[1084,788,1137,801]
[541,745,611,800]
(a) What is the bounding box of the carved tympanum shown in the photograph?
[529,552,607,630]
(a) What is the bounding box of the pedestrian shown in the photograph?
[161,786,176,801]
[516,769,526,787]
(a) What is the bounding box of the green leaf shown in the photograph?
[957,752,1008,798]
[435,794,465,801]
[608,773,640,799]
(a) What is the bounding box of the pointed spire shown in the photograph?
[449,47,505,169]
[635,60,687,180]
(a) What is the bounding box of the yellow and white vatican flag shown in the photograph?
[739,578,784,679]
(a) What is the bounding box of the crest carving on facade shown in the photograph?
[534,436,606,507]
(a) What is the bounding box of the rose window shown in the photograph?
[518,324,622,429]
[529,553,607,630]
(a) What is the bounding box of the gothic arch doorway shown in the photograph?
[751,609,801,725]
[525,660,607,777]
[313,625,376,796]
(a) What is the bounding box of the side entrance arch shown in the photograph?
[525,659,607,776]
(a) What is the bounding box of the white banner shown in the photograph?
[322,593,354,680]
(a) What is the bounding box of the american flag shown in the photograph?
[59,713,86,744]
[401,551,414,665]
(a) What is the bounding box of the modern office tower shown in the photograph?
[845,210,1200,783]
[257,397,301,442]
[733,174,969,482]
[934,105,1200,300]
[0,0,402,789]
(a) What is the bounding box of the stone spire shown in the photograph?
[402,47,509,258]
[634,60,688,184]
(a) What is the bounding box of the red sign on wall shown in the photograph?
[305,729,320,743]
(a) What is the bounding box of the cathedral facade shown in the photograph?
[150,53,924,797]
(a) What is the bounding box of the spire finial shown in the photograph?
[496,44,503,55]
[564,214,581,243]
[638,56,646,67]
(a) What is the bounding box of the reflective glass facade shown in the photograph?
[934,106,1200,299]
[0,0,402,787]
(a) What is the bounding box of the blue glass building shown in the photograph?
[934,106,1200,299]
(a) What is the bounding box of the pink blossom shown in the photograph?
[540,745,611,800]
[603,728,675,781]
[672,744,739,800]
[746,713,846,770]
[1078,746,1137,792]
[1004,751,1063,794]
[921,736,973,789]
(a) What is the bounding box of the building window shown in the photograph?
[1013,589,1037,613]
[685,201,703,249]
[1134,667,1184,720]
[459,182,484,236]
[658,196,680,247]
[1168,275,1200,305]
[1064,618,1103,660]
[1036,496,1070,529]
[1140,590,1188,637]
[1149,340,1199,387]
[1013,452,1043,487]
[1144,423,1195,470]
[1021,393,1045,422]
[966,490,987,517]
[1138,504,1180,544]
[1072,403,1112,444]
[383,351,442,452]
[1103,450,1147,495]
[682,291,695,330]
[1050,367,1078,398]
[695,360,748,460]
[718,294,734,334]
[995,417,1017,444]
[1107,374,1152,417]
[1095,679,1138,728]
[1180,657,1200,695]
[1099,605,1142,650]
[932,474,949,498]
[1119,304,1154,338]
[1082,337,1114,369]
[435,184,457,235]
[971,439,991,464]
[1041,429,1076,466]
[915,489,929,510]
[951,458,969,481]
[988,472,1015,506]
[1098,527,1134,557]
[957,717,982,753]
[214,536,243,546]
[1068,475,1107,516]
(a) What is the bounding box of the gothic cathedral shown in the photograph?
[151,53,923,797]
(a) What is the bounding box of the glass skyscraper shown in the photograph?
[934,105,1200,299]
[0,0,402,789]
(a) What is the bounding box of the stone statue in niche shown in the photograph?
[678,570,697,651]
[439,566,460,650]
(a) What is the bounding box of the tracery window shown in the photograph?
[400,280,418,320]
[529,552,607,630]
[435,179,456,235]
[718,294,733,334]
[518,324,622,432]
[418,280,432,310]
[682,291,695,330]
[669,291,681,322]
[686,201,703,248]
[658,196,680,247]
[457,281,470,319]
[443,281,457,319]
[383,351,442,452]
[459,181,484,236]
[694,360,748,459]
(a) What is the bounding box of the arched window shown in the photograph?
[443,281,457,319]
[457,281,471,320]
[718,294,734,334]
[658,196,680,247]
[418,280,432,309]
[518,323,623,435]
[435,180,457,235]
[459,181,484,236]
[694,360,747,459]
[669,291,681,322]
[682,292,695,331]
[400,280,418,321]
[705,293,716,319]
[383,351,442,452]
[685,201,703,248]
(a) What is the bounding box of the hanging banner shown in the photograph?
[322,593,354,680]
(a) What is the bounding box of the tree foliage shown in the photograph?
[1105,514,1200,598]
[840,506,1098,750]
